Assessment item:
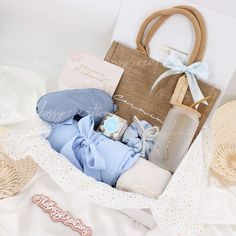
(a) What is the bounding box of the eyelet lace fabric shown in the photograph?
[0,116,213,236]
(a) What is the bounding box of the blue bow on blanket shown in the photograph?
[72,116,106,170]
[47,115,140,186]
[152,52,209,106]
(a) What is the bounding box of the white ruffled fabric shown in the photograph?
[0,116,213,236]
[0,65,45,125]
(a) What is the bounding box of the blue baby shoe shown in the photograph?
[36,89,116,125]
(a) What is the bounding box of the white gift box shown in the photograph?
[111,0,236,233]
[1,1,236,236]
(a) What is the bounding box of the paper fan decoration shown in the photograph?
[211,100,236,181]
[0,153,37,199]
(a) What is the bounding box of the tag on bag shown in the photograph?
[59,52,124,96]
[170,75,189,105]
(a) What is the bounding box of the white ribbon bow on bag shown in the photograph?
[152,52,209,106]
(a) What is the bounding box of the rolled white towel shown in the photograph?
[116,158,172,198]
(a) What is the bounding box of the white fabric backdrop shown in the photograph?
[0,168,148,236]
[0,0,122,91]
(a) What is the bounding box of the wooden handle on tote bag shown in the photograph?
[136,7,204,64]
[141,6,206,62]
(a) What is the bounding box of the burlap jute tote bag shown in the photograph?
[105,6,220,135]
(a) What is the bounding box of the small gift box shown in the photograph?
[98,113,128,141]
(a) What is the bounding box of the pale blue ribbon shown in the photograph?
[152,52,209,105]
[72,115,106,170]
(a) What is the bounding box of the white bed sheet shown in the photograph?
[0,168,149,236]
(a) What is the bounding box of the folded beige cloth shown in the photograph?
[116,158,172,198]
